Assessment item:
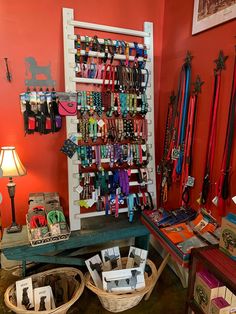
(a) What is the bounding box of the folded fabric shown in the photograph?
[161,223,194,244]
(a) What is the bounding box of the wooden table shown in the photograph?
[1,214,150,276]
[141,211,190,287]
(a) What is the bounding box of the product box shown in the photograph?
[225,288,236,314]
[102,267,145,293]
[219,213,236,260]
[34,286,52,311]
[28,193,45,208]
[209,297,231,314]
[194,270,226,314]
[16,277,34,310]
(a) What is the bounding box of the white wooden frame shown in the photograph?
[62,8,156,230]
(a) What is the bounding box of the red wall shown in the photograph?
[0,0,164,228]
[157,1,236,220]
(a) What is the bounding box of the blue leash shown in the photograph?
[176,64,191,175]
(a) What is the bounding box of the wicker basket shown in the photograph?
[4,267,85,314]
[85,258,158,313]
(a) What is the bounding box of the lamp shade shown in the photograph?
[0,147,26,177]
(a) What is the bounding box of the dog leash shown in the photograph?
[181,76,204,205]
[176,55,192,175]
[172,52,192,182]
[200,51,228,205]
[215,49,236,215]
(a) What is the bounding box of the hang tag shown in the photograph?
[46,92,52,104]
[75,185,83,194]
[142,145,147,152]
[116,187,121,195]
[212,196,219,207]
[171,148,180,160]
[196,197,201,205]
[232,196,236,204]
[30,91,37,104]
[161,177,167,187]
[87,199,95,207]
[92,191,98,201]
[20,93,26,104]
[186,176,195,187]
[97,119,105,127]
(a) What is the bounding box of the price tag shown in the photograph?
[98,119,105,127]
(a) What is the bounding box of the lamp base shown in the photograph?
[7,223,22,234]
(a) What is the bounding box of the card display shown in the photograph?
[16,278,34,310]
[126,246,148,271]
[102,267,145,293]
[101,246,122,271]
[34,286,52,311]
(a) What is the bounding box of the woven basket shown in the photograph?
[4,267,84,314]
[85,258,158,313]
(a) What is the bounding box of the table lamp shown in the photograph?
[0,146,26,233]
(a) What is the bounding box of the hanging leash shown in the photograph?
[215,48,236,215]
[200,51,228,205]
[159,92,176,205]
[181,76,204,206]
[176,52,192,175]
[172,51,192,182]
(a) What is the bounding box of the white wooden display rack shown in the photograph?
[62,8,156,231]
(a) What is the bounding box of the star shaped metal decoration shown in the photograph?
[193,75,204,94]
[184,51,193,65]
[214,50,228,73]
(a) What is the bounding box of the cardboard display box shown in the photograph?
[194,270,226,314]
[219,213,236,261]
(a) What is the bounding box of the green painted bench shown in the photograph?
[1,214,150,276]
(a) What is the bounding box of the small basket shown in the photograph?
[26,215,70,247]
[4,267,84,314]
[85,258,158,313]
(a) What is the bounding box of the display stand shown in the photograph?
[62,8,156,231]
[185,245,236,314]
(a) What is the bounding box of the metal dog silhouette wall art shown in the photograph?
[25,56,55,87]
